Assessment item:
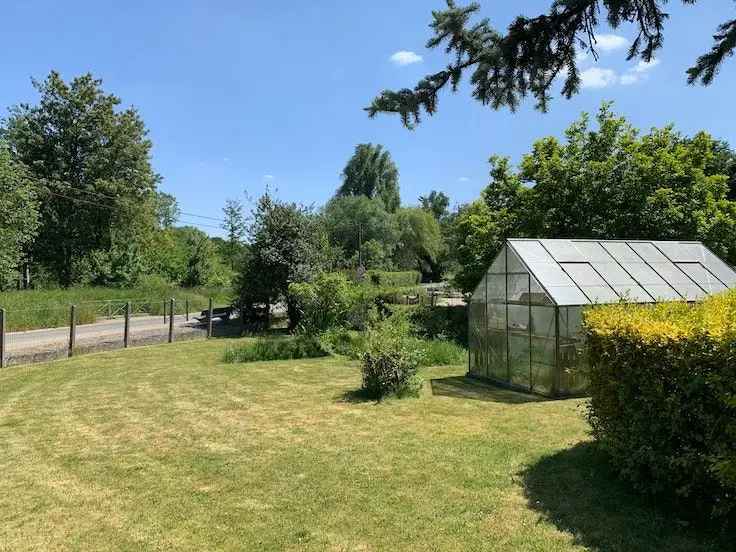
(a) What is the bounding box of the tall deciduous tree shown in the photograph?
[237,193,318,329]
[323,195,399,269]
[337,144,400,212]
[3,71,160,285]
[419,190,450,221]
[394,207,445,279]
[0,145,40,290]
[367,1,736,128]
[222,198,246,268]
[155,192,180,229]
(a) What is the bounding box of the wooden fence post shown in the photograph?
[185,298,189,322]
[124,301,131,348]
[207,297,213,338]
[169,298,175,343]
[0,308,6,369]
[68,305,77,358]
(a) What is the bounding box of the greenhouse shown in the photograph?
[468,239,736,397]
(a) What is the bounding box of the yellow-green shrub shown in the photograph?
[584,290,736,524]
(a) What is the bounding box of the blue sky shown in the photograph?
[1,1,734,235]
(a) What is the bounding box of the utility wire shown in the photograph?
[42,190,223,231]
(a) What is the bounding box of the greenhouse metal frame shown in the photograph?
[468,239,736,397]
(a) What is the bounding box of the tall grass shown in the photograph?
[223,335,329,363]
[0,285,232,331]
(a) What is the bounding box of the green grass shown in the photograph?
[0,340,727,551]
[0,285,231,331]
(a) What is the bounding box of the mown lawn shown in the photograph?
[0,340,726,551]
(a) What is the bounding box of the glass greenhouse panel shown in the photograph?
[488,246,507,274]
[558,307,588,394]
[654,241,706,262]
[540,239,585,262]
[574,241,615,262]
[579,285,620,304]
[591,262,638,286]
[601,242,641,263]
[486,273,506,303]
[487,302,507,380]
[702,250,736,286]
[546,285,590,306]
[612,284,653,302]
[530,306,556,395]
[509,240,556,264]
[468,275,487,377]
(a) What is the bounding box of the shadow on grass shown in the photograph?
[429,376,547,404]
[337,388,376,404]
[522,442,728,552]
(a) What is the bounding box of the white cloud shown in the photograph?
[620,73,639,85]
[223,157,230,163]
[575,51,590,63]
[390,50,423,66]
[580,67,618,88]
[632,58,661,73]
[457,176,470,182]
[594,34,628,52]
[621,58,661,85]
[263,174,274,180]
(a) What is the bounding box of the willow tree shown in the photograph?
[337,144,400,212]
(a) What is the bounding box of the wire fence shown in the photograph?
[0,297,235,369]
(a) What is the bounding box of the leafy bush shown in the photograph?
[366,270,421,287]
[319,327,366,359]
[409,304,468,346]
[584,291,736,525]
[223,335,329,363]
[420,339,466,366]
[360,316,424,399]
[288,273,355,334]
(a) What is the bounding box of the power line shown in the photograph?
[41,190,223,232]
[40,185,225,224]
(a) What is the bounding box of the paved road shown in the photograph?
[5,314,198,352]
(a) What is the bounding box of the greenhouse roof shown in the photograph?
[502,239,736,306]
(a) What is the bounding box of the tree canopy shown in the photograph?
[367,1,736,128]
[337,144,400,212]
[3,71,160,285]
[0,145,39,290]
[451,103,736,291]
[419,190,450,220]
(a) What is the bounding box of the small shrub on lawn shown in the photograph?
[584,290,736,525]
[224,335,329,363]
[360,315,424,399]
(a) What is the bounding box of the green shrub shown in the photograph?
[288,273,354,334]
[319,327,366,359]
[223,335,329,363]
[584,291,736,525]
[409,304,468,346]
[366,270,421,287]
[360,316,424,399]
[420,339,466,366]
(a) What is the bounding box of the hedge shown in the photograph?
[584,291,736,525]
[366,270,421,287]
